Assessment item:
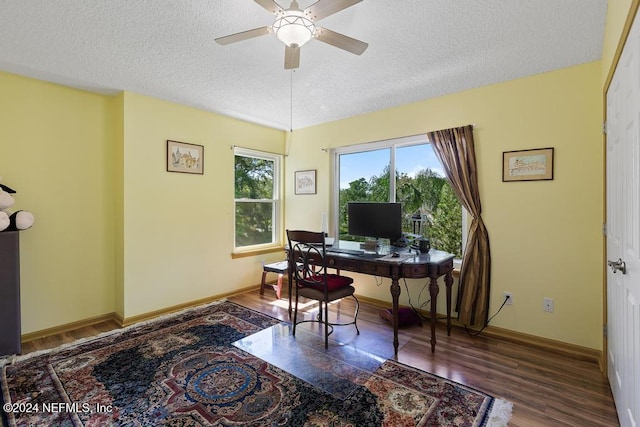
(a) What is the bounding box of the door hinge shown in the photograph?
[602,121,608,135]
[602,223,607,236]
[603,324,608,338]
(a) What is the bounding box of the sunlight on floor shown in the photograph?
[268,298,344,313]
[268,299,292,310]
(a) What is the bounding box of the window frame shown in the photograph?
[233,147,282,252]
[330,135,467,261]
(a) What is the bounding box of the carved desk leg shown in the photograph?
[445,270,453,335]
[429,275,440,353]
[390,278,401,357]
[287,268,293,319]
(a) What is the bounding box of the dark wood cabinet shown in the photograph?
[0,231,21,356]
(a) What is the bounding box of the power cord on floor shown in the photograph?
[399,279,511,332]
[403,277,431,315]
[402,278,450,322]
[464,294,510,337]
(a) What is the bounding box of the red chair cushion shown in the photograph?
[301,274,353,292]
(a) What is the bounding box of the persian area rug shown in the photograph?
[1,301,512,426]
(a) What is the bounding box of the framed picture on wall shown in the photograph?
[167,140,204,174]
[502,147,554,182]
[295,170,316,194]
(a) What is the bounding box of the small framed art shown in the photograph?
[295,170,316,194]
[167,140,204,174]
[502,147,554,182]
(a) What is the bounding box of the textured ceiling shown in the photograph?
[0,0,607,130]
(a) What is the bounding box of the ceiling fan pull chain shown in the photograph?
[290,69,294,132]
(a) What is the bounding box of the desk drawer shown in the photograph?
[401,259,454,278]
[401,264,429,278]
[328,257,393,277]
[368,263,392,277]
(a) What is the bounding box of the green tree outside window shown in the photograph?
[337,143,462,258]
[234,149,280,248]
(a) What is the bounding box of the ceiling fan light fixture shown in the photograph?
[273,12,315,48]
[215,0,368,69]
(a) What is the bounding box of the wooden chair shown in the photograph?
[286,229,359,348]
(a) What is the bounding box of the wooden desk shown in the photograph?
[289,241,455,355]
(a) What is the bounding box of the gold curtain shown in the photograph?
[426,125,491,327]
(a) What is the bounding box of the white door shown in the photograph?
[606,10,640,427]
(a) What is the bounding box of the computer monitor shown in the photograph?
[347,202,402,241]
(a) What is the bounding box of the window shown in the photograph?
[234,147,281,250]
[333,136,464,258]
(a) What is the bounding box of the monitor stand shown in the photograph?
[361,238,378,251]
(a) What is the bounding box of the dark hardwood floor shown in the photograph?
[19,288,619,426]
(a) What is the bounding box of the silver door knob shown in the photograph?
[608,258,627,274]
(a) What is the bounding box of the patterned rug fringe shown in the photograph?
[486,398,513,427]
[0,298,228,368]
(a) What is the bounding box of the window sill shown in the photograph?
[231,246,285,259]
[452,259,462,278]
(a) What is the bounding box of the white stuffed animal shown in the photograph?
[0,178,35,232]
[0,194,10,231]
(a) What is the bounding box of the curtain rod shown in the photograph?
[230,145,287,157]
[231,126,477,153]
[319,125,476,152]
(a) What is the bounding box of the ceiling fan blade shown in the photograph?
[254,0,284,15]
[304,0,362,21]
[284,45,300,69]
[315,27,368,55]
[215,26,271,45]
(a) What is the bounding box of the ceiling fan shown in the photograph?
[215,0,368,69]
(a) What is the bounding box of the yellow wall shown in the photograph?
[286,61,603,349]
[0,72,116,333]
[119,92,285,317]
[112,92,125,318]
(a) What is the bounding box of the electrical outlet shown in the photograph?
[503,292,513,305]
[543,297,554,312]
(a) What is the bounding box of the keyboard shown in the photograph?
[328,248,385,259]
[328,247,365,256]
